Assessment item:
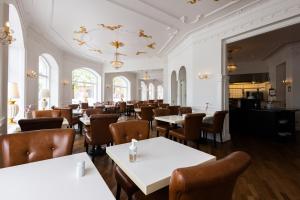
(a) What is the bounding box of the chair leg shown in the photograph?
[91,145,96,162]
[213,133,217,147]
[156,130,159,137]
[85,143,89,153]
[116,183,121,200]
[220,132,223,143]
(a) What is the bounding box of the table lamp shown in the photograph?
[40,89,50,110]
[8,82,20,123]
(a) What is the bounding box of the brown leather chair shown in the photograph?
[153,108,171,137]
[32,110,61,118]
[159,103,169,108]
[0,128,75,168]
[80,102,89,109]
[53,107,79,128]
[169,151,251,200]
[68,104,79,109]
[137,106,154,129]
[201,111,228,147]
[169,113,206,147]
[18,117,64,131]
[84,114,119,161]
[109,120,149,200]
[85,108,104,117]
[119,102,127,115]
[179,107,192,115]
[168,106,180,115]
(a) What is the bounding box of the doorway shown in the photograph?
[276,62,286,108]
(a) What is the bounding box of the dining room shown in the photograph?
[1,0,300,200]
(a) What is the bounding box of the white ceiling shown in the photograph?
[20,0,264,65]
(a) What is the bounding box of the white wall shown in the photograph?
[166,0,300,140]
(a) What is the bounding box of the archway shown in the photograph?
[178,66,187,106]
[171,71,177,105]
[112,76,131,102]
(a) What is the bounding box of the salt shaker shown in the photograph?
[76,161,85,178]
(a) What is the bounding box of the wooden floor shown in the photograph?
[73,118,300,200]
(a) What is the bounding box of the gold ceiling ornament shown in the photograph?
[0,21,16,45]
[74,26,88,34]
[147,42,156,49]
[111,40,125,48]
[136,51,147,55]
[89,48,102,54]
[187,0,219,4]
[139,30,152,39]
[73,38,86,46]
[99,24,122,31]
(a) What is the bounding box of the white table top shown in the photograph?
[80,117,90,126]
[0,153,115,200]
[7,118,69,134]
[106,137,216,195]
[105,105,116,108]
[134,108,141,113]
[155,114,213,124]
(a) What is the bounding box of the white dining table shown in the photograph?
[106,137,216,195]
[7,117,70,134]
[0,153,116,200]
[80,117,90,126]
[155,114,213,125]
[134,108,141,113]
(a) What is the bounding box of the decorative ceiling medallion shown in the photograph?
[99,24,122,31]
[147,42,156,49]
[74,26,88,34]
[139,30,152,39]
[136,51,147,55]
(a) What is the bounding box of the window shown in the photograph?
[141,81,147,101]
[149,83,155,99]
[157,85,163,99]
[72,68,100,105]
[113,76,130,102]
[39,56,50,93]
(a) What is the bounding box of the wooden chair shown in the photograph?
[32,110,60,118]
[137,106,155,129]
[179,107,192,115]
[169,113,206,147]
[153,108,171,137]
[201,111,228,147]
[168,106,180,115]
[18,117,64,131]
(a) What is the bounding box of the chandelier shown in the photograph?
[0,22,15,45]
[143,71,150,80]
[73,24,156,70]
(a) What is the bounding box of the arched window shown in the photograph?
[38,54,59,109]
[113,76,130,102]
[148,83,155,100]
[8,4,25,118]
[72,68,100,105]
[141,81,147,101]
[157,85,163,99]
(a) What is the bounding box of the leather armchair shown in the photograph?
[201,111,228,147]
[109,120,149,200]
[0,128,75,168]
[169,113,206,147]
[119,102,127,115]
[84,114,119,161]
[80,102,89,109]
[169,151,251,200]
[85,108,104,117]
[53,107,77,128]
[68,104,79,109]
[168,106,180,115]
[18,117,64,131]
[153,108,171,137]
[32,110,61,118]
[179,107,192,115]
[137,106,154,129]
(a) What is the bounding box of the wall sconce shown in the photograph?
[62,80,70,85]
[198,72,209,80]
[282,79,292,86]
[0,21,15,45]
[26,70,38,79]
[106,84,111,89]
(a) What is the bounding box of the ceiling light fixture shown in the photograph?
[111,41,124,69]
[0,21,15,45]
[143,71,150,80]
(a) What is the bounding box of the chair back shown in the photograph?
[168,106,180,115]
[153,108,170,126]
[53,108,72,125]
[159,103,169,108]
[169,151,251,200]
[68,104,79,109]
[89,114,119,145]
[109,120,149,145]
[140,106,154,121]
[32,110,61,118]
[86,108,104,117]
[80,103,89,109]
[119,102,127,112]
[179,107,192,115]
[18,117,63,131]
[184,113,206,141]
[0,128,75,168]
[212,111,228,133]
